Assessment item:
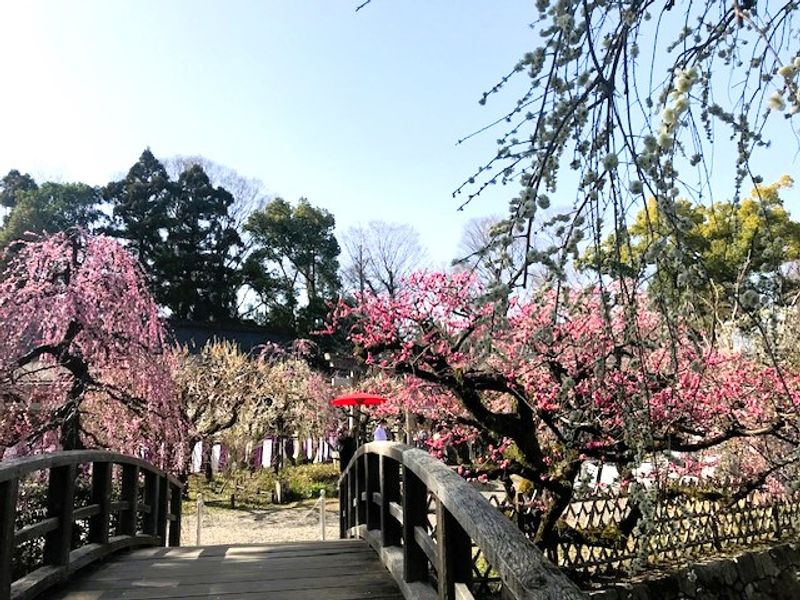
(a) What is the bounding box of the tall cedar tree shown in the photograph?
[162,165,242,321]
[104,150,241,322]
[102,150,172,275]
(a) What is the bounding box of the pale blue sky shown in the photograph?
[0,2,798,268]
[0,1,538,266]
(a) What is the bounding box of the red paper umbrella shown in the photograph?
[331,392,388,407]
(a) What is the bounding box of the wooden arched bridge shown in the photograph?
[0,442,585,600]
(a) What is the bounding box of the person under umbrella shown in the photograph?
[373,418,388,441]
[330,392,388,469]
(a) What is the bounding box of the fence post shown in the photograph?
[709,503,722,551]
[43,464,77,567]
[772,504,782,539]
[89,461,112,544]
[143,471,160,538]
[320,489,326,541]
[0,478,19,600]
[349,464,358,531]
[402,465,428,583]
[118,464,139,536]
[366,453,380,531]
[339,472,348,539]
[157,476,169,546]
[196,493,203,546]
[356,455,367,526]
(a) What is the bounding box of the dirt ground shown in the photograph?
[180,498,340,546]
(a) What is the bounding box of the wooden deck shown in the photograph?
[50,540,404,600]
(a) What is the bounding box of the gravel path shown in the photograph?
[180,499,340,546]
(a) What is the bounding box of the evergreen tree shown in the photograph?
[162,164,242,321]
[244,197,340,335]
[0,169,38,209]
[105,150,242,322]
[1,182,102,247]
[102,149,172,277]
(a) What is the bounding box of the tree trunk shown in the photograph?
[534,460,581,552]
[60,404,83,451]
[60,377,86,451]
[203,441,214,482]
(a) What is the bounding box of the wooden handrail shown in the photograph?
[0,450,183,600]
[340,442,586,600]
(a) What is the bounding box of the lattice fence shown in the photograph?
[424,489,505,598]
[487,486,800,581]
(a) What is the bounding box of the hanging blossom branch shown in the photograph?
[452,2,800,331]
[0,229,188,472]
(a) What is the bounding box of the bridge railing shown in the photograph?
[0,450,182,600]
[340,442,586,600]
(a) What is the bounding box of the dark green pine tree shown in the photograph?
[0,170,38,209]
[102,149,173,287]
[162,164,242,322]
[105,151,243,322]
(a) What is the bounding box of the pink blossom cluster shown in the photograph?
[0,231,188,471]
[329,271,800,490]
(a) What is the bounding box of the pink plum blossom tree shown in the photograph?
[0,229,188,471]
[329,271,800,547]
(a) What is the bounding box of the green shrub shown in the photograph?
[186,462,339,508]
[282,463,338,500]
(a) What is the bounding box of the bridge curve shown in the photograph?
[0,450,182,600]
[340,441,585,600]
[3,445,588,599]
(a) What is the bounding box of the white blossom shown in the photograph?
[768,91,786,112]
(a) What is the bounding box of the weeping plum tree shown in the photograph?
[0,229,188,471]
[329,271,800,548]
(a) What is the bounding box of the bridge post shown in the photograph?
[0,478,19,600]
[436,498,472,600]
[169,484,182,547]
[339,471,348,538]
[43,464,77,567]
[349,462,358,532]
[118,464,139,536]
[365,453,380,531]
[380,455,401,547]
[356,455,367,525]
[143,471,160,539]
[89,461,112,544]
[402,465,428,582]
[157,476,169,545]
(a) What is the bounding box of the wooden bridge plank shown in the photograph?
[52,541,403,600]
[58,573,396,600]
[56,562,387,588]
[116,539,368,559]
[81,553,381,580]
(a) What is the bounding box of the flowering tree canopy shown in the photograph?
[176,339,337,467]
[330,271,800,546]
[0,230,187,471]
